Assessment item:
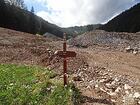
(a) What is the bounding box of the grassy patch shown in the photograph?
[0,64,81,105]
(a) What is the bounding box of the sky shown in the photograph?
[24,0,140,27]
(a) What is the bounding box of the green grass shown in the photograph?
[0,64,81,105]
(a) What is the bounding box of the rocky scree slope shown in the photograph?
[68,30,140,51]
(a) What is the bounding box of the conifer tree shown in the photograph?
[29,6,36,34]
[31,6,34,13]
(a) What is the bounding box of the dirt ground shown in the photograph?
[71,47,140,79]
[0,27,140,105]
[69,47,140,105]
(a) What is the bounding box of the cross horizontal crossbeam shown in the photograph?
[56,51,76,58]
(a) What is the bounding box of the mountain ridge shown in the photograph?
[100,3,140,33]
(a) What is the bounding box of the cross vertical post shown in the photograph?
[55,33,76,86]
[63,33,67,86]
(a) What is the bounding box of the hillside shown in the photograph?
[62,24,102,38]
[100,3,140,33]
[0,27,60,66]
[0,27,85,73]
[0,0,63,37]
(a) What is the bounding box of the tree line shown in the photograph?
[0,0,63,37]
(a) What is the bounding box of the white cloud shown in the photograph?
[36,0,138,27]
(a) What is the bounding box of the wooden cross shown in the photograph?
[56,33,76,86]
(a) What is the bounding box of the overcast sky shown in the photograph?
[24,0,140,27]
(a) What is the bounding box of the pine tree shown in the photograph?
[29,6,36,34]
[31,6,34,13]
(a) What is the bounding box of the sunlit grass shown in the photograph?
[0,64,81,105]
